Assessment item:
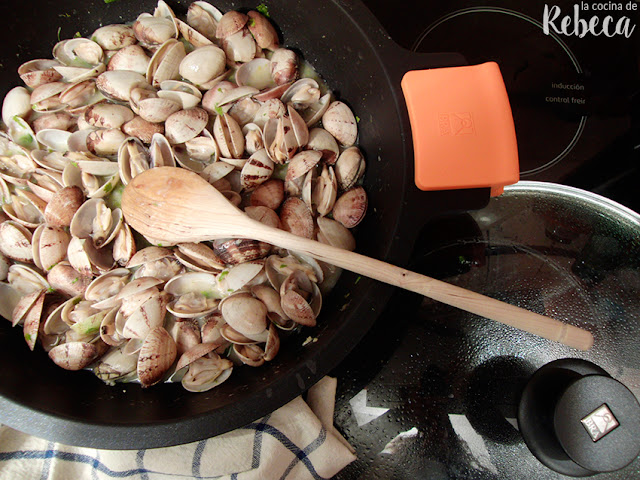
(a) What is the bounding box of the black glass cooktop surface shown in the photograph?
[331,1,640,478]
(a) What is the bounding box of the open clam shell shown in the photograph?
[281,78,321,109]
[174,242,224,273]
[53,38,104,67]
[21,291,46,350]
[218,261,264,294]
[157,80,202,109]
[70,198,123,248]
[18,59,62,89]
[279,270,322,327]
[134,13,178,47]
[3,190,47,228]
[96,70,150,103]
[213,113,245,159]
[169,318,203,358]
[66,236,114,276]
[85,267,131,308]
[121,289,168,340]
[165,272,220,318]
[118,137,150,185]
[94,345,138,381]
[187,1,223,40]
[306,127,340,165]
[0,221,33,263]
[146,39,185,88]
[181,355,233,392]
[335,146,365,190]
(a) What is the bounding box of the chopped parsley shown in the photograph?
[355,276,361,284]
[355,115,361,123]
[279,264,287,269]
[24,333,32,342]
[104,0,120,3]
[19,134,33,146]
[103,182,113,193]
[71,277,79,284]
[218,270,229,280]
[214,105,224,116]
[256,3,270,17]
[248,18,256,27]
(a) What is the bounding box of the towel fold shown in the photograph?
[0,376,355,480]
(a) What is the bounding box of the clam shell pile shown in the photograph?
[0,1,367,391]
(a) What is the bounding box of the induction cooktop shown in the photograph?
[332,1,640,479]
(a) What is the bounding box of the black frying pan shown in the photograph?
[0,0,482,448]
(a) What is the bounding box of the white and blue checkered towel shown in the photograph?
[0,377,355,480]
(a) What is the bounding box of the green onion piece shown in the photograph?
[256,3,270,17]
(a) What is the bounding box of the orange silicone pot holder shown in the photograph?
[401,62,519,196]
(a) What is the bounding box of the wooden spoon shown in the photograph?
[121,167,594,351]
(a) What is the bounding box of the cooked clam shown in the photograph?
[0,0,366,393]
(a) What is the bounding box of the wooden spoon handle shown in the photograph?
[248,221,594,351]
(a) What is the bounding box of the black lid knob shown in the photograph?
[554,375,640,473]
[518,358,640,477]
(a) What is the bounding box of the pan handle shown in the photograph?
[372,30,521,195]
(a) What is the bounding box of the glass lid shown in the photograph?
[333,181,640,479]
